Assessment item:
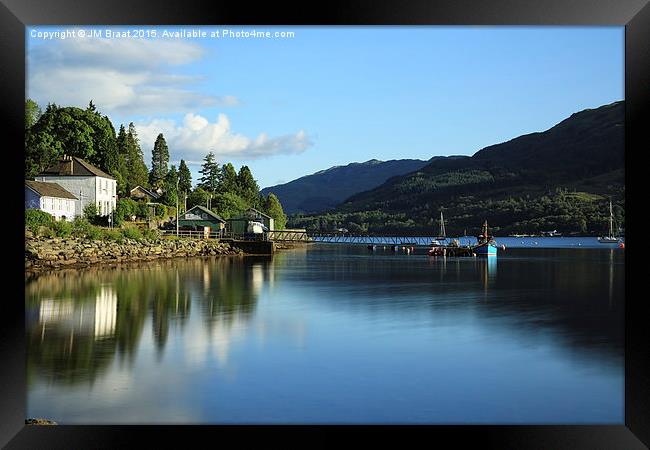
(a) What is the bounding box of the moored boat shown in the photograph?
[598,200,620,243]
[473,220,497,256]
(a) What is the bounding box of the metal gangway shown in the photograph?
[308,234,447,246]
[160,229,469,246]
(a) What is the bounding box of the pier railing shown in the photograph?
[309,234,442,245]
[160,229,270,241]
[159,229,473,245]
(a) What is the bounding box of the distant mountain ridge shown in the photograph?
[344,100,624,206]
[289,101,625,236]
[261,158,429,214]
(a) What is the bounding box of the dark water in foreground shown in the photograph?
[26,242,624,424]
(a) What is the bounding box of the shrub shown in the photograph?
[83,203,99,221]
[51,220,73,238]
[71,217,101,240]
[101,229,124,242]
[155,204,167,219]
[25,209,54,233]
[38,226,55,238]
[114,198,138,225]
[142,228,160,241]
[121,227,143,241]
[137,202,151,220]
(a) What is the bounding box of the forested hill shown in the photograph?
[289,101,625,236]
[260,158,429,214]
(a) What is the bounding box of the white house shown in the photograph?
[34,155,117,218]
[25,180,79,221]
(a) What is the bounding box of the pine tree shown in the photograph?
[150,133,170,188]
[178,159,193,194]
[219,162,238,195]
[125,122,149,190]
[115,124,130,195]
[198,152,220,193]
[162,165,179,207]
[237,165,260,206]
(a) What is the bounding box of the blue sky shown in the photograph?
[26,26,624,189]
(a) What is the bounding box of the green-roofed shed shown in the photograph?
[176,205,226,232]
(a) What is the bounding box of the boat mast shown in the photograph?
[439,211,446,239]
[609,200,614,237]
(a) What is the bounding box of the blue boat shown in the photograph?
[473,220,497,256]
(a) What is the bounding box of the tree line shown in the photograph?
[25,99,286,229]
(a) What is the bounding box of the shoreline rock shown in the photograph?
[25,234,245,272]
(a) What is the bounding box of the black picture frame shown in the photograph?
[1,0,648,448]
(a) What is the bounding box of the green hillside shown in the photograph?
[289,101,625,236]
[260,158,429,214]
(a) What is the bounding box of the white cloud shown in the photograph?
[135,113,313,163]
[27,31,238,115]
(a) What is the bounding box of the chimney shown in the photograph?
[62,154,73,175]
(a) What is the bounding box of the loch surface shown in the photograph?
[26,242,624,424]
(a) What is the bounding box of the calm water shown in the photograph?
[25,238,625,424]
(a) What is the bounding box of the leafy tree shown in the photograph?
[198,152,220,193]
[150,133,170,188]
[187,187,210,209]
[84,102,119,181]
[25,102,118,180]
[264,193,287,230]
[25,99,42,129]
[236,165,260,206]
[211,192,247,219]
[26,104,95,178]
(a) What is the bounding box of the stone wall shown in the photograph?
[25,232,243,271]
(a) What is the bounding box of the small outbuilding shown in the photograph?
[175,205,226,233]
[242,207,274,231]
[129,185,160,202]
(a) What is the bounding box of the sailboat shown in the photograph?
[598,200,620,243]
[431,211,447,246]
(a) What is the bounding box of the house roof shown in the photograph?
[37,155,115,180]
[247,207,272,219]
[183,205,226,223]
[25,180,78,200]
[130,185,160,199]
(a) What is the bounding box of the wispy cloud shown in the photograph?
[27,31,238,115]
[136,113,313,164]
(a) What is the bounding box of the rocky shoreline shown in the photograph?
[25,232,244,272]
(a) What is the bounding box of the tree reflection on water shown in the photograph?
[25,256,275,386]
